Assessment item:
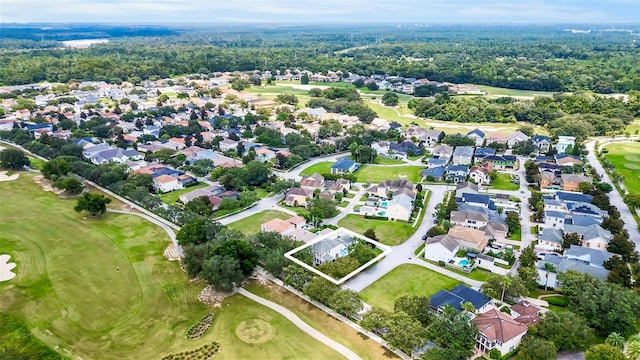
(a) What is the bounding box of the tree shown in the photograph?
[386,311,428,353]
[427,305,478,359]
[317,256,360,279]
[562,232,582,249]
[307,197,338,218]
[303,277,339,305]
[543,262,556,291]
[53,177,83,194]
[627,335,640,360]
[505,211,520,235]
[607,233,638,262]
[0,149,29,169]
[605,332,625,350]
[382,92,399,106]
[73,193,111,217]
[283,265,312,291]
[300,73,309,85]
[585,344,627,360]
[518,266,540,292]
[624,194,640,211]
[537,312,594,351]
[519,244,536,268]
[481,275,527,302]
[364,228,377,240]
[199,255,244,292]
[211,239,258,276]
[394,295,431,326]
[330,289,363,318]
[516,336,557,360]
[360,307,392,332]
[41,157,71,180]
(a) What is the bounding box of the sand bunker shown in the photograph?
[0,171,19,182]
[0,254,17,282]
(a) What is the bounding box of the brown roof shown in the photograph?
[472,309,528,343]
[287,188,313,197]
[451,211,488,224]
[261,218,294,233]
[448,226,486,244]
[287,216,306,225]
[514,313,541,326]
[208,196,222,207]
[510,301,540,316]
[154,174,176,184]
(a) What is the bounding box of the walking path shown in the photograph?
[238,288,362,360]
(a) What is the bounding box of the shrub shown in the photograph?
[545,295,569,307]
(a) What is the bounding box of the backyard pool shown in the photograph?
[458,259,470,267]
[379,211,387,216]
[379,201,388,207]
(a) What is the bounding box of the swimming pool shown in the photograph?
[379,211,387,216]
[339,248,348,256]
[380,201,388,207]
[458,259,470,267]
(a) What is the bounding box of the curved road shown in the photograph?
[238,288,361,360]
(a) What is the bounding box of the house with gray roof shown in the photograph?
[563,224,613,250]
[538,228,564,251]
[452,146,474,165]
[312,233,355,264]
[565,245,615,268]
[537,253,610,289]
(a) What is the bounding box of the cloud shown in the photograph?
[1,0,638,23]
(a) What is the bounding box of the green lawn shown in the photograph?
[470,84,556,98]
[424,260,496,282]
[159,182,209,204]
[338,201,349,207]
[244,282,398,360]
[603,142,640,195]
[508,227,522,241]
[300,162,334,176]
[338,214,416,246]
[626,120,640,135]
[359,264,462,312]
[29,157,45,170]
[355,165,423,183]
[0,173,339,359]
[213,294,342,360]
[373,157,406,165]
[226,210,292,235]
[491,172,520,191]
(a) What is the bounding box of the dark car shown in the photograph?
[422,234,428,240]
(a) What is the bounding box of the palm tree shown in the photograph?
[606,332,625,350]
[461,301,476,314]
[499,276,512,302]
[627,336,640,360]
[544,263,557,291]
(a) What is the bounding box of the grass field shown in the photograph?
[603,142,640,195]
[158,182,209,204]
[355,165,423,183]
[626,120,640,135]
[359,264,461,312]
[470,84,556,98]
[0,173,340,359]
[300,161,334,176]
[491,172,520,191]
[338,214,416,246]
[244,281,398,360]
[226,210,292,235]
[373,157,407,165]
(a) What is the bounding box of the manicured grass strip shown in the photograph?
[470,84,556,97]
[603,142,640,195]
[300,162,334,177]
[360,264,461,312]
[355,165,423,183]
[490,172,520,191]
[158,182,209,204]
[226,210,292,235]
[373,157,406,165]
[244,282,398,360]
[424,260,496,282]
[338,214,415,246]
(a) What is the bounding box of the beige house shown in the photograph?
[284,188,313,207]
[300,173,325,192]
[560,173,592,192]
[447,226,489,251]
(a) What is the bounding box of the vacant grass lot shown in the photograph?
[226,210,292,235]
[338,214,416,246]
[491,172,520,191]
[355,165,423,183]
[471,84,556,98]
[300,161,334,176]
[0,173,339,359]
[158,182,209,204]
[603,142,640,195]
[244,281,398,360]
[373,156,406,165]
[359,264,461,312]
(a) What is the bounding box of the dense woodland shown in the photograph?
[1,25,639,93]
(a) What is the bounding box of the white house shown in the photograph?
[473,309,528,357]
[452,146,474,165]
[507,131,529,148]
[423,235,460,262]
[153,174,183,193]
[219,139,239,152]
[386,193,414,222]
[467,129,486,147]
[370,141,390,157]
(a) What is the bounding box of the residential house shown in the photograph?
[424,235,460,262]
[219,139,239,152]
[452,146,474,165]
[556,136,576,154]
[179,184,225,204]
[451,211,488,230]
[447,226,489,251]
[537,228,564,251]
[153,174,182,193]
[469,163,493,186]
[422,130,445,147]
[255,147,276,162]
[261,218,295,234]
[539,171,556,189]
[560,174,592,192]
[467,129,486,147]
[328,178,350,193]
[483,155,517,170]
[430,284,490,313]
[474,147,496,162]
[422,166,446,182]
[284,188,313,207]
[367,179,416,198]
[386,193,414,222]
[507,131,530,148]
[368,118,391,132]
[460,193,493,210]
[455,182,479,200]
[531,135,552,153]
[426,158,449,168]
[563,224,613,250]
[555,154,583,167]
[389,141,422,159]
[537,253,610,289]
[432,144,453,162]
[485,132,508,145]
[331,158,358,175]
[473,309,528,357]
[300,173,325,192]
[370,141,390,157]
[446,165,470,184]
[312,233,355,265]
[565,245,615,268]
[84,145,143,165]
[544,210,570,230]
[510,301,542,327]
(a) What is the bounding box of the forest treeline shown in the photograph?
[0,26,638,93]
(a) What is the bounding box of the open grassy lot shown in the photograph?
[0,173,339,359]
[300,161,334,176]
[359,264,462,312]
[355,165,423,183]
[338,214,416,246]
[373,156,406,165]
[491,172,520,191]
[226,210,292,235]
[158,182,209,204]
[603,142,640,195]
[244,281,398,360]
[213,294,342,360]
[470,84,556,98]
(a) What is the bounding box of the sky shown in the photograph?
[1,0,639,24]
